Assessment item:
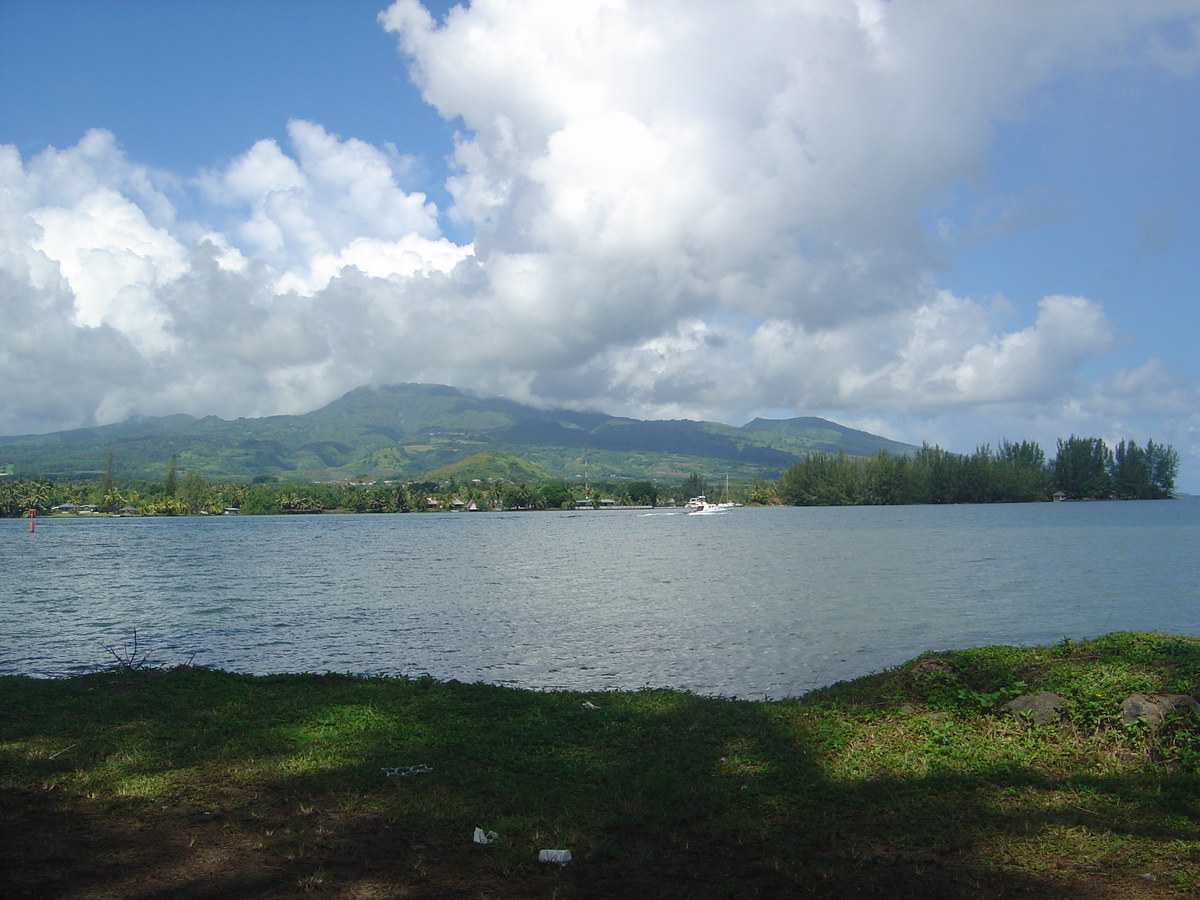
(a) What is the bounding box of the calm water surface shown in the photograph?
[2,502,1197,698]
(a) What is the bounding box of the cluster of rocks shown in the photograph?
[907,657,1200,730]
[1009,690,1200,729]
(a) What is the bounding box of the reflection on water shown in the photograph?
[2,501,1197,698]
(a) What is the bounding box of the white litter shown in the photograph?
[581,701,600,710]
[381,765,433,777]
[473,828,499,844]
[538,849,572,866]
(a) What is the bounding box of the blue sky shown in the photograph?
[2,0,1199,489]
[939,63,1199,377]
[1,1,460,214]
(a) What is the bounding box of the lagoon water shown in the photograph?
[2,501,1198,699]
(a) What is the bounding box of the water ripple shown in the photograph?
[2,502,1197,697]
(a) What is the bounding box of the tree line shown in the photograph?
[0,435,1180,518]
[0,475,664,518]
[775,436,1179,506]
[0,451,671,517]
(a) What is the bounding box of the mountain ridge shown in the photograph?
[0,383,917,482]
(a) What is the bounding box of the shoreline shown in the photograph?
[3,632,1198,898]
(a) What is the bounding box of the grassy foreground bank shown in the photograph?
[2,633,1199,899]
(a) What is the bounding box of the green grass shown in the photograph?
[2,632,1199,898]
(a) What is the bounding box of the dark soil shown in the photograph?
[3,786,1187,900]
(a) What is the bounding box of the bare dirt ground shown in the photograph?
[3,786,1188,900]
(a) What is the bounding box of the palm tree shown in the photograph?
[103,487,126,513]
[21,480,50,513]
[219,482,248,509]
[513,482,533,509]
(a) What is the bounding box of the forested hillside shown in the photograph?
[1,433,1179,518]
[0,382,914,483]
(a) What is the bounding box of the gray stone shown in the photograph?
[1120,692,1200,728]
[1007,691,1072,727]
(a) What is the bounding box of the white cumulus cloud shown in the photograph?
[1,0,1198,486]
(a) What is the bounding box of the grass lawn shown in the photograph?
[2,631,1199,898]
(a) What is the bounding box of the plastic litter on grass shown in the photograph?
[381,765,433,777]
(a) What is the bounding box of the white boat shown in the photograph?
[716,475,735,509]
[685,478,735,514]
[683,495,727,514]
[715,475,734,511]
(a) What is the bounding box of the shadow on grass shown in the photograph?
[2,632,1198,899]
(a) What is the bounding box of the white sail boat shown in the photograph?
[716,475,735,510]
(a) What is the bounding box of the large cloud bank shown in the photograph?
[2,0,1198,479]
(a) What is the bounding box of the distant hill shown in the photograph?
[0,383,917,483]
[741,416,910,458]
[419,451,554,484]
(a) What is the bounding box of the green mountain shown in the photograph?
[0,383,916,483]
[420,451,554,484]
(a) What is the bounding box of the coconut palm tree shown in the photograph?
[21,480,50,513]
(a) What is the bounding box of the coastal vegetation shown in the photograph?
[0,433,1178,518]
[2,632,1198,898]
[774,436,1179,506]
[0,382,1180,515]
